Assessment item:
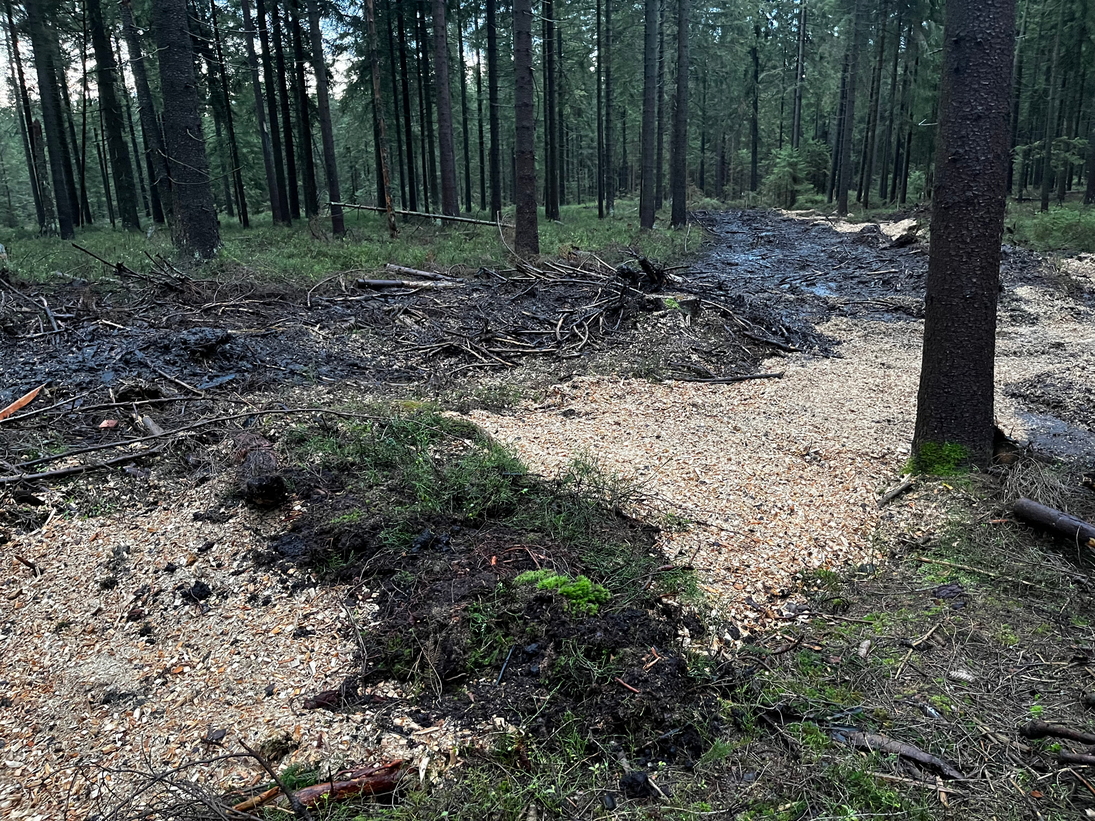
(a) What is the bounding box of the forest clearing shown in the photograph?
[3,0,1095,817]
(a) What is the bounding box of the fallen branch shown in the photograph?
[741,330,799,353]
[831,730,965,780]
[0,448,162,486]
[914,556,1050,590]
[1058,752,1095,767]
[239,740,313,821]
[331,201,513,228]
[1012,498,1095,548]
[878,475,916,508]
[385,263,456,281]
[291,761,403,807]
[14,555,40,575]
[1021,720,1095,745]
[671,372,785,384]
[354,278,462,290]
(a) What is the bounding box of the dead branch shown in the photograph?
[832,730,965,780]
[0,448,162,486]
[1021,720,1095,745]
[355,278,462,290]
[384,263,457,281]
[878,476,916,508]
[331,201,513,228]
[238,739,313,821]
[290,761,403,807]
[670,372,785,384]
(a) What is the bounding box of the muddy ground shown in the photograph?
[2,209,1095,819]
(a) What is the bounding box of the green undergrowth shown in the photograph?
[1009,200,1095,254]
[0,199,698,287]
[906,441,970,476]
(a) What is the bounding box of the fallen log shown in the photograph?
[384,263,456,281]
[354,278,462,290]
[331,201,514,228]
[832,730,965,780]
[1012,498,1095,547]
[292,761,403,807]
[672,372,785,384]
[1058,752,1095,767]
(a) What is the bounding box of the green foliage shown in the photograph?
[800,139,832,194]
[514,569,610,614]
[1012,205,1095,254]
[907,441,969,476]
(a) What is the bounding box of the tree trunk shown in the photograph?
[543,0,558,220]
[670,0,689,227]
[486,0,501,218]
[1040,0,1064,213]
[415,12,431,213]
[209,0,249,226]
[639,0,658,229]
[475,13,486,213]
[1085,90,1095,204]
[596,0,604,218]
[273,3,300,220]
[25,0,75,238]
[58,53,87,226]
[557,25,566,207]
[513,0,538,255]
[290,0,318,217]
[859,4,887,209]
[837,0,864,215]
[604,0,614,213]
[913,0,1015,469]
[750,29,759,192]
[77,6,94,225]
[792,0,806,150]
[241,0,283,223]
[432,0,459,217]
[654,0,666,211]
[879,17,903,201]
[307,0,344,235]
[418,4,439,209]
[117,34,151,218]
[457,1,472,213]
[257,0,291,223]
[152,0,220,257]
[88,0,139,229]
[382,0,406,209]
[366,0,396,236]
[4,0,44,229]
[120,0,172,224]
[1006,0,1029,196]
[96,129,114,227]
[397,4,418,212]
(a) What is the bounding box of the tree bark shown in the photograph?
[475,13,486,213]
[88,0,139,229]
[879,16,903,201]
[241,0,283,224]
[120,0,172,224]
[415,10,431,213]
[307,0,344,235]
[432,0,459,217]
[366,0,397,236]
[543,0,558,220]
[210,0,249,226]
[397,4,418,212]
[486,0,502,218]
[654,0,666,211]
[858,3,887,209]
[639,0,658,228]
[25,0,75,238]
[604,0,614,214]
[418,4,438,209]
[384,0,407,209]
[290,0,318,217]
[596,0,604,219]
[1040,0,1064,213]
[116,33,151,218]
[512,0,538,255]
[273,3,300,220]
[4,0,44,229]
[257,0,291,224]
[791,0,806,150]
[912,0,1015,469]
[152,0,220,258]
[837,0,865,215]
[750,29,759,192]
[457,1,472,212]
[670,0,689,227]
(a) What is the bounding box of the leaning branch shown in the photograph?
[331,201,514,228]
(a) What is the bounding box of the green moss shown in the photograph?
[906,441,970,476]
[514,570,610,614]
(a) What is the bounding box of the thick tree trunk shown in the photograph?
[120,0,172,224]
[792,0,806,150]
[837,0,865,215]
[366,0,396,236]
[257,0,291,224]
[486,0,501,218]
[273,3,300,220]
[88,0,139,229]
[397,5,418,212]
[654,0,666,211]
[291,0,318,217]
[913,0,1015,469]
[639,0,658,229]
[307,0,344,235]
[242,0,283,223]
[512,0,538,255]
[25,0,74,238]
[432,0,459,217]
[210,0,249,226]
[670,0,689,227]
[152,0,220,258]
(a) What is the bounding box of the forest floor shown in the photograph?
[1,208,1095,820]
